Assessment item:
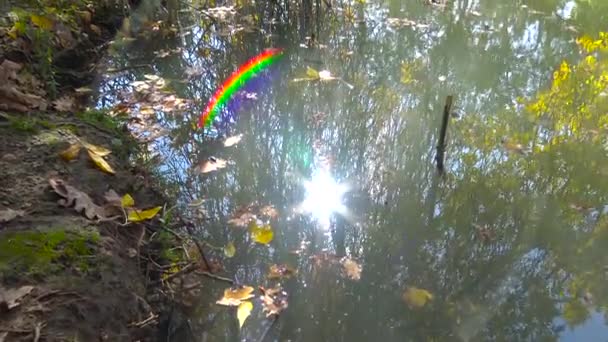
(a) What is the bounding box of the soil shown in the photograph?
[0,2,186,341]
[0,112,168,341]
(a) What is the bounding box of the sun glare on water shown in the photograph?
[299,170,349,228]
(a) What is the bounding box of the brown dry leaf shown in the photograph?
[49,178,107,220]
[83,142,112,157]
[268,264,297,279]
[197,158,228,173]
[216,286,255,306]
[402,287,433,309]
[53,95,76,112]
[260,286,288,317]
[341,258,362,281]
[223,134,243,147]
[59,143,82,161]
[227,205,257,227]
[0,285,34,310]
[87,149,115,174]
[259,205,279,219]
[103,189,122,207]
[0,208,25,223]
[0,60,47,112]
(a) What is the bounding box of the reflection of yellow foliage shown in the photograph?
[563,299,589,328]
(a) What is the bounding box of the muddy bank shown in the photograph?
[0,2,195,341]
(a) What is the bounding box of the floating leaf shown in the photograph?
[87,150,115,174]
[249,223,273,244]
[83,142,111,156]
[30,14,54,30]
[259,205,278,219]
[127,206,162,222]
[197,158,228,173]
[121,194,135,207]
[224,242,236,258]
[306,66,319,78]
[224,134,243,147]
[188,198,205,207]
[237,301,253,328]
[216,286,255,306]
[341,258,362,281]
[402,287,433,308]
[228,206,256,227]
[59,143,82,161]
[260,286,288,317]
[268,264,297,279]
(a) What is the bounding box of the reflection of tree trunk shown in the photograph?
[332,216,346,257]
[166,0,178,25]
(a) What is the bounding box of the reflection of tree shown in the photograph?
[99,1,608,340]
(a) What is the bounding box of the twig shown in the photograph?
[197,271,234,284]
[257,316,279,342]
[33,322,45,342]
[182,221,212,273]
[128,312,158,328]
[158,262,197,284]
[435,95,454,173]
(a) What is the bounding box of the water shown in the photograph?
[99,0,608,341]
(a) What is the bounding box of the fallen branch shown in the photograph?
[33,322,45,342]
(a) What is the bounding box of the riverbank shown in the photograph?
[0,1,191,341]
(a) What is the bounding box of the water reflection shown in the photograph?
[97,0,608,341]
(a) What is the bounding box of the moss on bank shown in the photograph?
[0,228,100,281]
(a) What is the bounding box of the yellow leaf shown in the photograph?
[127,206,162,222]
[306,66,319,78]
[402,287,433,309]
[30,14,54,30]
[249,222,273,244]
[121,194,135,207]
[83,142,112,156]
[237,301,253,328]
[59,143,82,161]
[8,21,26,39]
[224,242,236,258]
[87,149,115,174]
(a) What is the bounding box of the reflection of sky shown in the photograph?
[558,311,608,342]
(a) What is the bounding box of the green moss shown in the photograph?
[0,228,100,279]
[76,109,124,134]
[9,116,39,133]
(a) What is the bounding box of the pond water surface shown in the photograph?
[98,1,608,341]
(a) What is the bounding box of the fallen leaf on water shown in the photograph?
[223,134,243,147]
[228,206,256,227]
[224,242,236,258]
[306,66,320,78]
[216,286,255,306]
[127,206,162,222]
[188,198,205,207]
[87,150,115,174]
[121,194,135,207]
[59,143,82,161]
[237,301,253,328]
[402,287,433,308]
[260,286,288,317]
[197,158,227,173]
[0,285,34,310]
[0,208,25,223]
[49,178,107,220]
[259,205,278,219]
[268,264,297,279]
[83,142,112,157]
[249,222,273,244]
[341,258,362,281]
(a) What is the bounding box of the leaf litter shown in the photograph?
[49,178,107,220]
